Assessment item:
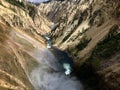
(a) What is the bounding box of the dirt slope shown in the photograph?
[0,0,52,89]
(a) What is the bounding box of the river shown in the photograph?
[29,45,83,90]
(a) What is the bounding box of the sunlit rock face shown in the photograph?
[0,0,51,37]
[0,0,52,89]
[0,0,120,89]
[39,0,120,89]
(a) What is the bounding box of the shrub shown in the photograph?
[76,37,91,51]
[6,0,25,9]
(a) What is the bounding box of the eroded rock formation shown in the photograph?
[0,0,51,89]
[39,0,120,89]
[0,0,120,89]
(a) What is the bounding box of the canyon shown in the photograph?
[0,0,120,90]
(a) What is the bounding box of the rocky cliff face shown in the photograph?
[39,0,120,89]
[0,0,120,89]
[0,0,51,89]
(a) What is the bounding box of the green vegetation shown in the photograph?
[87,24,120,68]
[0,1,3,6]
[27,4,36,18]
[76,25,120,90]
[62,24,79,43]
[76,37,91,51]
[6,0,37,18]
[66,45,76,56]
[6,0,25,9]
[63,10,88,43]
[72,10,83,25]
[62,29,75,42]
[93,33,120,59]
[66,36,91,59]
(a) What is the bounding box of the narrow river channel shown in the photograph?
[29,45,83,90]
